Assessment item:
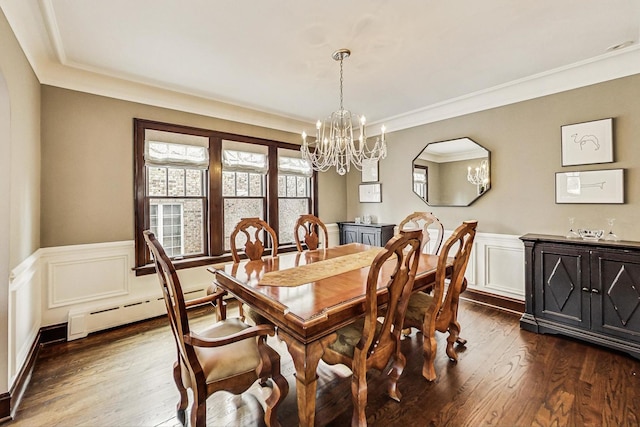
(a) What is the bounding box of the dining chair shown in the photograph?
[398,212,445,337]
[402,220,477,381]
[143,230,288,427]
[230,217,279,325]
[321,229,423,426]
[294,214,329,251]
[398,211,444,255]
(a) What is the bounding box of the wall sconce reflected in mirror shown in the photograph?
[467,159,489,194]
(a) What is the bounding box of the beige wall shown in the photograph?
[41,86,346,247]
[0,6,41,395]
[0,10,41,267]
[348,74,640,240]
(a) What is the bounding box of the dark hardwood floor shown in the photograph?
[6,299,640,426]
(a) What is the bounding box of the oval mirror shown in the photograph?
[412,137,490,206]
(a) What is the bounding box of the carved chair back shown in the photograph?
[230,217,278,263]
[398,211,444,255]
[294,214,329,251]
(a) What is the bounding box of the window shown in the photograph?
[221,144,268,250]
[277,150,313,245]
[413,166,428,200]
[134,119,318,274]
[150,203,184,257]
[145,140,208,259]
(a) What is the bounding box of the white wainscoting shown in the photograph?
[8,250,40,386]
[7,226,524,386]
[413,228,525,300]
[326,223,340,248]
[467,232,525,299]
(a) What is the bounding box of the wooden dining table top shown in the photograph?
[209,243,444,344]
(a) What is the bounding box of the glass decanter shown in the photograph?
[566,217,579,239]
[604,218,620,241]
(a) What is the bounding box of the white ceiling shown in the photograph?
[2,0,640,135]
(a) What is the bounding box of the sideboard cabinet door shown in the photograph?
[341,225,359,244]
[534,243,591,330]
[590,249,640,342]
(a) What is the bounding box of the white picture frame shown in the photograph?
[555,169,624,204]
[561,118,613,166]
[361,159,379,182]
[359,183,382,203]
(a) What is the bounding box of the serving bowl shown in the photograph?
[578,229,604,241]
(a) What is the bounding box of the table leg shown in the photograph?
[278,331,336,427]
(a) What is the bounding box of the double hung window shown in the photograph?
[221,143,268,250]
[413,166,428,200]
[277,149,313,245]
[134,119,317,274]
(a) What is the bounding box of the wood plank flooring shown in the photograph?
[6,299,640,426]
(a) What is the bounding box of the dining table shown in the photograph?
[209,242,448,427]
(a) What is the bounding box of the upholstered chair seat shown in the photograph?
[327,319,383,360]
[404,292,435,328]
[182,318,262,385]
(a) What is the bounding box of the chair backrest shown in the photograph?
[358,229,422,368]
[143,230,202,377]
[230,217,278,263]
[398,211,444,255]
[432,220,477,329]
[294,214,329,251]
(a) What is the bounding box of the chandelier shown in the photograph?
[301,49,387,175]
[467,159,489,190]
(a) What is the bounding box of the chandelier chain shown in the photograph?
[339,57,344,111]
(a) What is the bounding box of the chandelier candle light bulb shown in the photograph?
[301,48,387,175]
[467,159,489,192]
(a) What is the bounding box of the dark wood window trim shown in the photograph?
[134,118,318,275]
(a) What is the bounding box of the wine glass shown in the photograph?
[604,218,620,241]
[566,217,579,239]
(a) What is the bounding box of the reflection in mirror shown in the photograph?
[412,137,490,206]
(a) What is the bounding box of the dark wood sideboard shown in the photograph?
[520,233,640,359]
[337,222,396,247]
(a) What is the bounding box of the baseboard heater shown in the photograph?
[66,288,206,341]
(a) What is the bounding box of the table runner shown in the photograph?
[258,248,384,287]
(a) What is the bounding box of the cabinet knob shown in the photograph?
[582,287,590,292]
[591,288,600,294]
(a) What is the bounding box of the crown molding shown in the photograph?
[3,1,640,136]
[378,46,640,133]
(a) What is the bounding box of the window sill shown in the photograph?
[134,245,299,276]
[134,255,233,276]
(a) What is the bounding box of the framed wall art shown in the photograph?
[359,183,382,203]
[555,169,624,204]
[361,158,379,182]
[561,118,613,166]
